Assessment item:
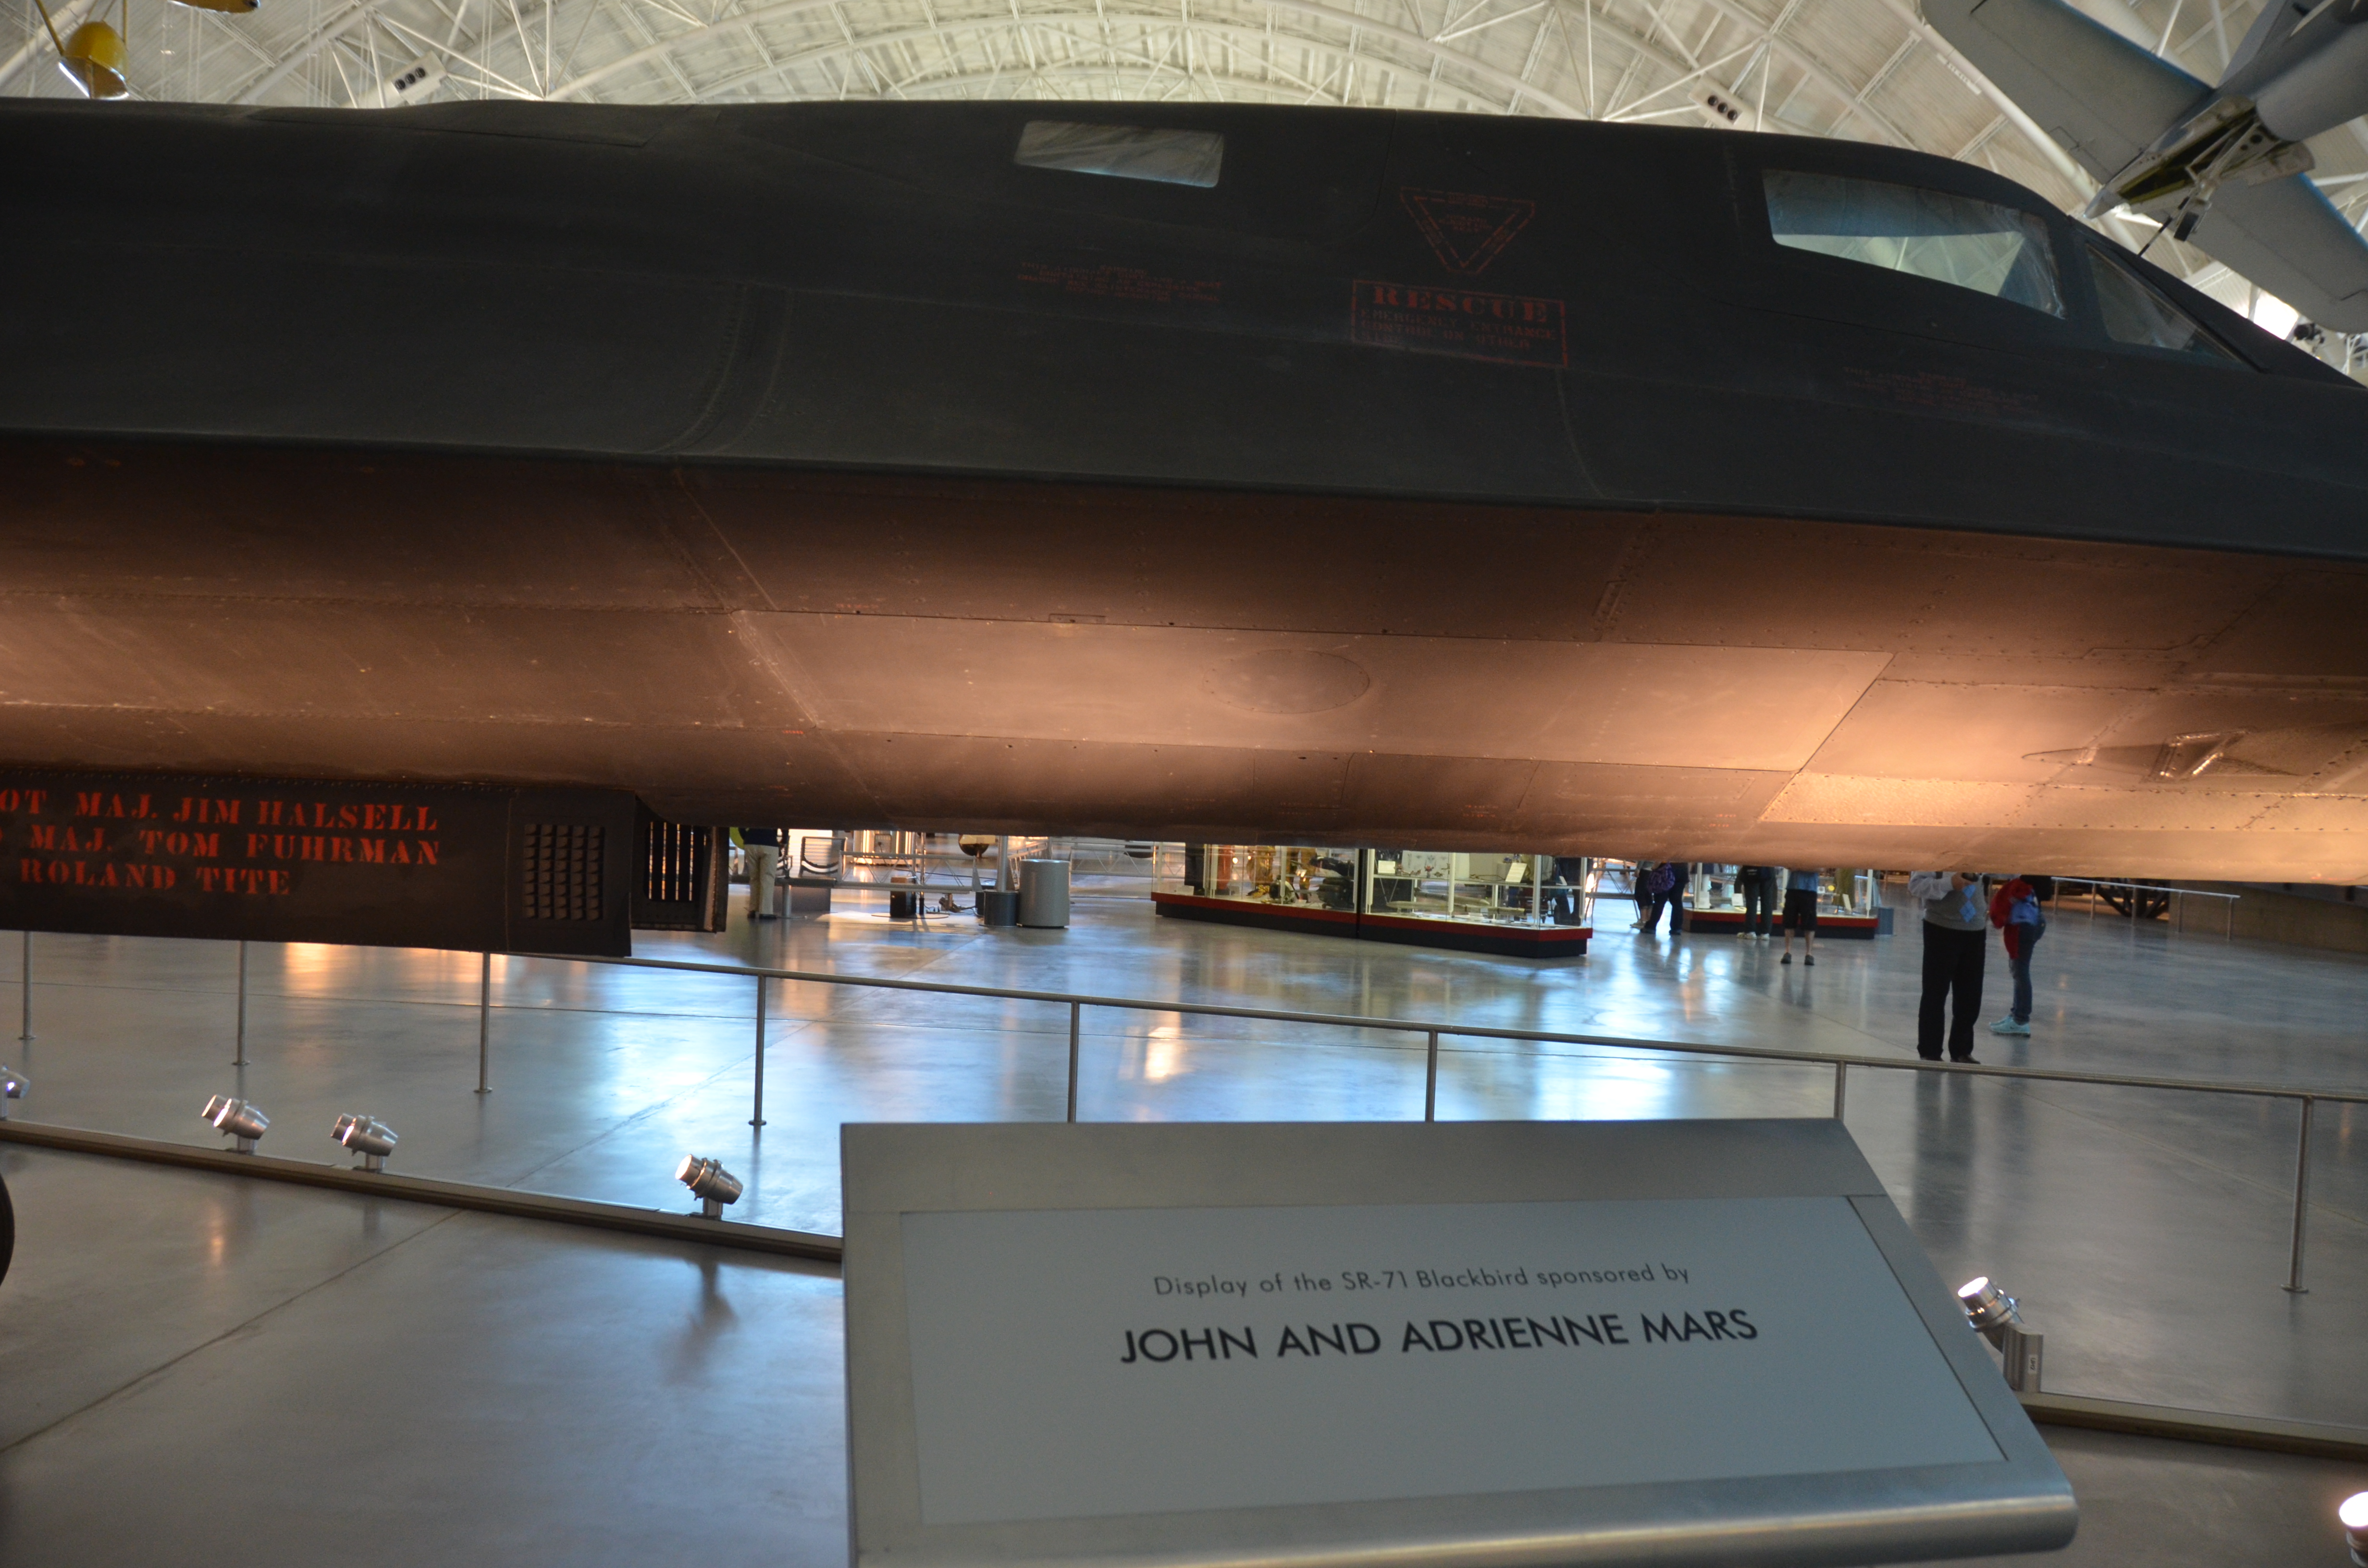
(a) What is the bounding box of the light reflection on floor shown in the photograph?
[1,886,2362,1423]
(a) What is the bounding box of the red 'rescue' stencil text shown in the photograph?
[1350,280,1568,368]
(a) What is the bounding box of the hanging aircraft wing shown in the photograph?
[1929,0,2368,330]
[2190,174,2368,331]
[1923,0,2208,183]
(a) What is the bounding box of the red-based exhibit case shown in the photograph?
[1155,845,1593,958]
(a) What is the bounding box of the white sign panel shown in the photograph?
[901,1196,1999,1525]
[843,1120,2077,1568]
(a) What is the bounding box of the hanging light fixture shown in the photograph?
[27,0,126,98]
[37,0,262,103]
[55,16,129,98]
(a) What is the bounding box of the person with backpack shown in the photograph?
[1989,874,2048,1036]
[1632,860,1680,934]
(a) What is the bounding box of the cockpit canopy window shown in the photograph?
[2087,244,2245,364]
[1013,121,1224,189]
[1764,171,2064,318]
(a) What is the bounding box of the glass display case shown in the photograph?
[1198,845,1364,913]
[1615,863,1890,938]
[1158,846,1595,957]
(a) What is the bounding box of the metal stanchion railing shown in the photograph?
[2060,878,2241,940]
[234,941,248,1068]
[751,974,768,1129]
[475,953,492,1095]
[17,930,29,1043]
[515,947,2367,1289]
[1,930,2354,1294]
[2285,1095,2315,1295]
[1066,1002,1081,1122]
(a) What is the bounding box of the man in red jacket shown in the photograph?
[1988,876,2047,1037]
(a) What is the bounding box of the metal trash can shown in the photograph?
[1018,858,1070,929]
[976,889,1020,927]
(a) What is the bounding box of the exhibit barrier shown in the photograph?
[442,946,2350,1295]
[2050,876,2242,938]
[4,928,2355,1298]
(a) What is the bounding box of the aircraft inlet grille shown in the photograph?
[521,823,604,922]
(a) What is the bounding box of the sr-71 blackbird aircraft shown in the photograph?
[1,97,2366,925]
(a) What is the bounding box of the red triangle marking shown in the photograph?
[1399,187,1537,276]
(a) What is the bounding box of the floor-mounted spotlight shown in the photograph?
[201,1094,270,1153]
[2341,1491,2368,1567]
[676,1155,743,1219]
[331,1114,399,1172]
[1956,1275,2043,1392]
[0,1064,25,1121]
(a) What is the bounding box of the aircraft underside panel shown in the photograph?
[3,438,2361,882]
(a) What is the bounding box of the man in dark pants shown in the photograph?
[1737,866,1776,938]
[1909,871,1988,1062]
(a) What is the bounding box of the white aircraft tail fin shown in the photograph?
[1924,0,2208,181]
[1930,0,2368,333]
[2193,177,2368,332]
[2222,0,2291,83]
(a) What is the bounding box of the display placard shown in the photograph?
[0,768,635,956]
[844,1120,2076,1568]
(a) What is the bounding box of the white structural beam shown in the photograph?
[544,0,1609,110]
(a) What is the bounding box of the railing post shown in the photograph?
[17,930,29,1043]
[1424,1029,1440,1122]
[1066,1001,1080,1123]
[234,941,248,1068]
[2284,1094,2315,1294]
[1833,1061,1847,1120]
[476,953,492,1094]
[750,974,768,1128]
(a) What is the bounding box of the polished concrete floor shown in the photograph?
[0,1145,2359,1568]
[2,882,2360,1430]
[0,1146,845,1565]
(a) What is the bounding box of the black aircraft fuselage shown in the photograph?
[3,98,2366,882]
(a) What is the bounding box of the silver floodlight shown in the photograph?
[201,1094,270,1153]
[0,1064,25,1120]
[331,1114,399,1172]
[676,1155,744,1219]
[1955,1276,2018,1338]
[1956,1275,2043,1393]
[2343,1492,2368,1568]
